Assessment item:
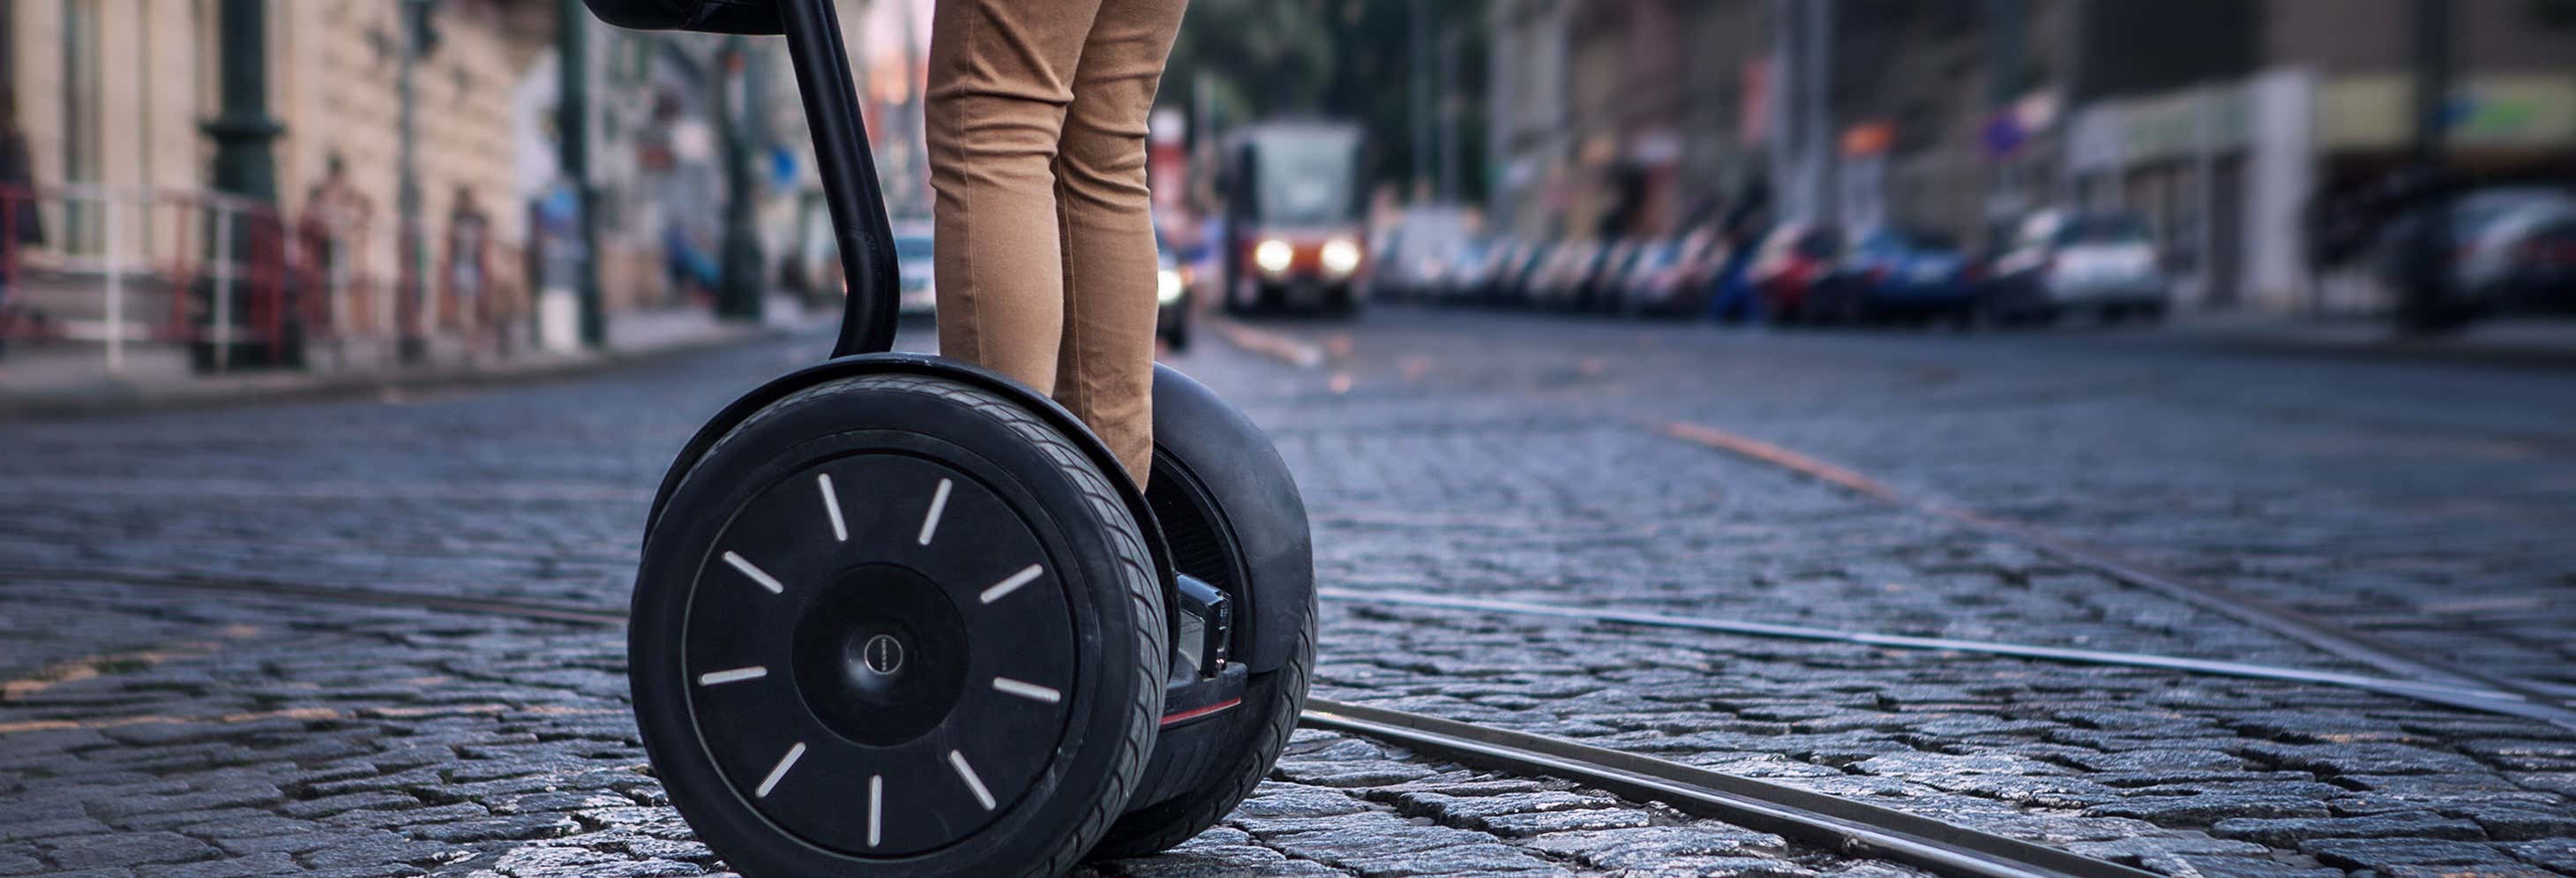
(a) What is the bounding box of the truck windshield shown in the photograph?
[1253,130,1359,227]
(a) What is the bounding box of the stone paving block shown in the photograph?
[2299,837,2512,869]
[41,830,220,869]
[2238,741,2491,777]
[2211,811,2489,847]
[132,852,300,878]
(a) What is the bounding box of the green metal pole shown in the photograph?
[198,0,283,372]
[558,0,605,348]
[205,0,280,204]
[716,36,766,322]
[397,0,427,363]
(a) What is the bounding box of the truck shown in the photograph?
[1215,121,1367,315]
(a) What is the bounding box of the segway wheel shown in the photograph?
[632,372,1166,878]
[1086,388,1319,860]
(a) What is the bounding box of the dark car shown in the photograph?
[1812,227,1978,325]
[2368,186,2576,320]
[1749,223,1846,323]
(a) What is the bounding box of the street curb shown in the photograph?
[2183,331,2576,371]
[0,325,786,422]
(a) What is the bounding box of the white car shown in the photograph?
[893,223,937,315]
[1983,210,2168,324]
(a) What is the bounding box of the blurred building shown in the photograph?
[0,0,870,360]
[1485,0,2576,315]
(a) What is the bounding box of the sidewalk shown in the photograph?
[2163,311,2576,369]
[0,296,828,419]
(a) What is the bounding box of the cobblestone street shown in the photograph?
[4,310,2573,877]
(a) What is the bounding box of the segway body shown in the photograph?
[592,1,1315,874]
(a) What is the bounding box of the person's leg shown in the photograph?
[1053,0,1187,484]
[926,0,1105,396]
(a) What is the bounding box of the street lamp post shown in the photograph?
[197,0,287,372]
[716,37,768,322]
[394,0,446,364]
[558,0,605,349]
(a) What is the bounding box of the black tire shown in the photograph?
[1165,316,1192,352]
[633,372,1166,878]
[1087,612,1314,859]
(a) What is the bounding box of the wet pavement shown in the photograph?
[3,308,2572,876]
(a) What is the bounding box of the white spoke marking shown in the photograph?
[978,564,1045,604]
[818,474,848,542]
[917,478,953,545]
[755,742,806,799]
[948,750,996,811]
[867,775,884,848]
[991,677,1062,703]
[696,666,768,687]
[723,552,786,594]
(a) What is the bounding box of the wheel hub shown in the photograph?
[790,565,968,747]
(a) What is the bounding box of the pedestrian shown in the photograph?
[444,186,493,345]
[925,0,1189,485]
[302,154,371,330]
[0,93,43,369]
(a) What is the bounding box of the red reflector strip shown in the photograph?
[1159,697,1243,727]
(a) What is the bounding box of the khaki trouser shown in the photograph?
[926,0,1187,485]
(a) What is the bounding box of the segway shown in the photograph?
[586,2,1317,875]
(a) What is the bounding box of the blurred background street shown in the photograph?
[4,1,2576,877]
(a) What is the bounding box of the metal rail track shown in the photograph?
[1646,417,2576,732]
[1303,699,2157,878]
[1318,588,2576,724]
[4,567,2156,878]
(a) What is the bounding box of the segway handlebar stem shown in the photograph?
[777,0,902,356]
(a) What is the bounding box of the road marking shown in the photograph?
[696,666,768,687]
[991,677,1061,703]
[1209,317,1327,368]
[978,564,1045,604]
[917,478,953,545]
[867,774,884,847]
[948,750,996,811]
[723,552,786,594]
[755,742,806,799]
[818,473,848,542]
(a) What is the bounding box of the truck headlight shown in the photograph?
[1157,268,1185,304]
[1321,238,1363,277]
[1254,239,1294,275]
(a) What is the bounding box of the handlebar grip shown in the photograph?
[580,0,783,35]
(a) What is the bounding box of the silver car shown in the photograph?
[893,223,937,315]
[1983,210,2169,324]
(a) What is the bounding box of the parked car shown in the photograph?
[1981,210,2168,324]
[1621,228,1722,316]
[1499,239,1554,306]
[1811,227,1979,325]
[893,221,937,315]
[1378,206,1475,303]
[1434,237,1498,304]
[1531,239,1603,309]
[1749,223,1845,323]
[1583,238,1644,311]
[2367,186,2576,319]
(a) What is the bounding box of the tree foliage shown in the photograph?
[1164,0,1489,199]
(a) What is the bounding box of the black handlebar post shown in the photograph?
[776,0,900,356]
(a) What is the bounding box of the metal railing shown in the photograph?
[1,184,531,374]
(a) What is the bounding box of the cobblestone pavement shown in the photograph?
[4,311,2573,876]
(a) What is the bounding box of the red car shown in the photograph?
[1749,224,1846,323]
